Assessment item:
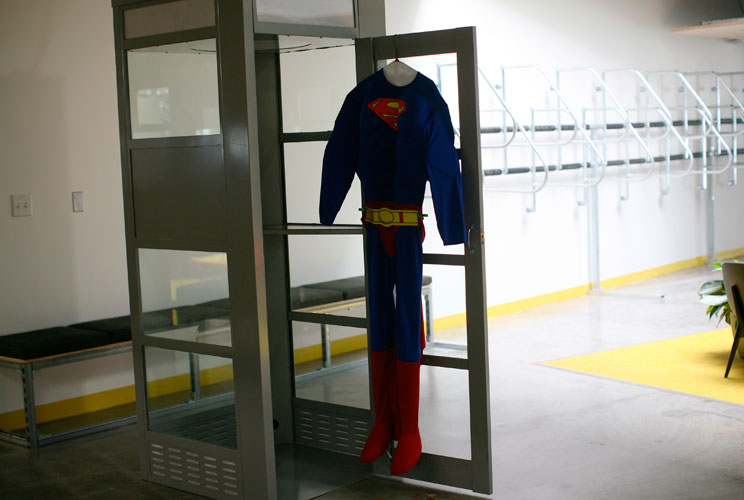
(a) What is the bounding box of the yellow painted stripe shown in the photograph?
[331,334,368,356]
[433,312,467,331]
[293,334,368,365]
[0,409,25,432]
[715,246,744,262]
[600,256,706,290]
[3,249,742,428]
[432,250,742,330]
[489,284,592,317]
[0,365,234,431]
[544,328,744,404]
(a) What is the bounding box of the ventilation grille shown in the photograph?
[295,404,370,455]
[149,404,237,449]
[149,441,241,498]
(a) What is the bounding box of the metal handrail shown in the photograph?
[502,65,607,191]
[682,71,744,189]
[437,63,520,148]
[436,62,551,212]
[477,68,519,148]
[434,62,742,207]
[684,70,744,136]
[525,108,581,147]
[647,71,732,179]
[479,67,552,212]
[603,69,696,195]
[663,106,714,139]
[579,107,634,144]
[558,67,658,185]
[504,65,606,161]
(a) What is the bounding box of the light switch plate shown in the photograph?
[11,194,32,217]
[72,191,84,212]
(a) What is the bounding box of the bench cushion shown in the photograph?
[291,287,344,310]
[304,275,432,300]
[198,298,230,311]
[141,305,229,333]
[69,316,134,344]
[172,305,229,324]
[71,306,229,341]
[304,276,367,300]
[0,327,113,361]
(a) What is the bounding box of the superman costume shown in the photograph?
[320,68,466,475]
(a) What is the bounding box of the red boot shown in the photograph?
[360,349,398,463]
[391,359,422,475]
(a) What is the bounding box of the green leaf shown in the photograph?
[699,281,724,296]
[711,262,723,269]
[723,309,732,326]
[700,295,729,306]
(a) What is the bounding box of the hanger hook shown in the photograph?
[393,35,399,61]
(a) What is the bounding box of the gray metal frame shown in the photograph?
[0,344,135,448]
[252,0,384,39]
[112,0,277,498]
[110,1,490,499]
[251,15,494,496]
[291,283,434,374]
[355,27,492,494]
[253,0,358,38]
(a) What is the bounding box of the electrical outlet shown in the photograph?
[72,191,84,212]
[11,194,32,217]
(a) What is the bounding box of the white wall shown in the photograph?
[382,0,744,316]
[2,0,744,414]
[0,0,130,415]
[0,0,127,335]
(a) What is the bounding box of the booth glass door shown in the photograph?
[267,28,492,495]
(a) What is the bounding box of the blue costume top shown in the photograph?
[320,68,466,362]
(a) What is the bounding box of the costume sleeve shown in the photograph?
[425,105,467,245]
[319,91,360,225]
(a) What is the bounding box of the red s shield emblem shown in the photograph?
[368,98,406,130]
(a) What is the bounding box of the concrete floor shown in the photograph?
[2,264,744,499]
[298,263,744,499]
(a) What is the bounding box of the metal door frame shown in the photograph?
[263,25,491,495]
[112,1,277,498]
[355,27,492,494]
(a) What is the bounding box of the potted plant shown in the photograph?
[699,261,741,356]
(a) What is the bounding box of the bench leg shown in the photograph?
[424,287,434,344]
[189,353,202,401]
[21,363,39,448]
[321,324,332,369]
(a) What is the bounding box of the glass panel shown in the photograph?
[0,355,137,439]
[139,249,231,346]
[128,39,220,139]
[256,0,354,28]
[293,322,370,410]
[145,346,236,449]
[0,363,25,437]
[385,53,460,149]
[288,234,365,314]
[422,264,467,350]
[420,365,470,460]
[284,142,362,225]
[124,0,215,39]
[280,38,356,133]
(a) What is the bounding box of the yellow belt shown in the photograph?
[361,207,425,227]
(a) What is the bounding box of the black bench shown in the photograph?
[0,306,233,448]
[291,275,434,370]
[0,275,433,447]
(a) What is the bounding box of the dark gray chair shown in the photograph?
[722,262,744,378]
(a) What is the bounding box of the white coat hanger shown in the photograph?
[383,35,417,87]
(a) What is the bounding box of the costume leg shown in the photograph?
[391,227,424,475]
[391,358,421,475]
[360,226,398,463]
